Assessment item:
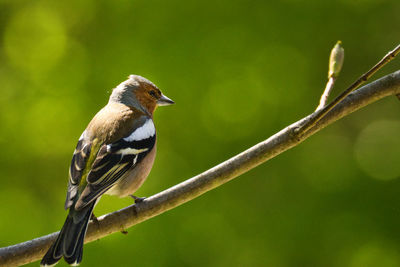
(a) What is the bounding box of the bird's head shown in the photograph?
[110,75,174,115]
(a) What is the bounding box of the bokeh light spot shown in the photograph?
[4,5,67,74]
[349,242,400,267]
[354,120,400,181]
[34,39,89,93]
[207,77,264,124]
[200,72,273,140]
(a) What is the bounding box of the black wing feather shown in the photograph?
[75,131,156,210]
[65,137,92,210]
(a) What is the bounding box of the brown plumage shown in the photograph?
[85,103,146,144]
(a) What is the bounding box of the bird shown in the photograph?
[40,75,174,266]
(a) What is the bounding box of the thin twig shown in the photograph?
[299,43,400,135]
[316,41,344,111]
[1,71,400,267]
[316,76,336,111]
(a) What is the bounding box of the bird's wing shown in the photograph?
[66,118,156,211]
[65,131,92,210]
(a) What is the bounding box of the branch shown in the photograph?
[1,71,400,266]
[300,43,400,134]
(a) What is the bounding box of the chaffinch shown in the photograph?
[41,75,174,266]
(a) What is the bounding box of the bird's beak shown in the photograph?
[157,94,175,106]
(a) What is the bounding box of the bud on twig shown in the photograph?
[316,41,345,111]
[328,41,344,78]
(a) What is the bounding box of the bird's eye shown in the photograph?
[149,90,156,97]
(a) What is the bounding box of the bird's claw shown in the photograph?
[130,195,146,204]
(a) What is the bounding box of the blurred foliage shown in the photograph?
[1,0,400,266]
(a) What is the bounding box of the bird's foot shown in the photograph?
[121,229,128,235]
[130,195,146,204]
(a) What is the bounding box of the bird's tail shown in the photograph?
[40,202,95,266]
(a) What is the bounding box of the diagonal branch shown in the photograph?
[299,43,400,135]
[1,71,400,267]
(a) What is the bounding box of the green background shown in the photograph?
[1,0,400,266]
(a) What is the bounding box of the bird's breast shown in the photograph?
[106,144,157,197]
